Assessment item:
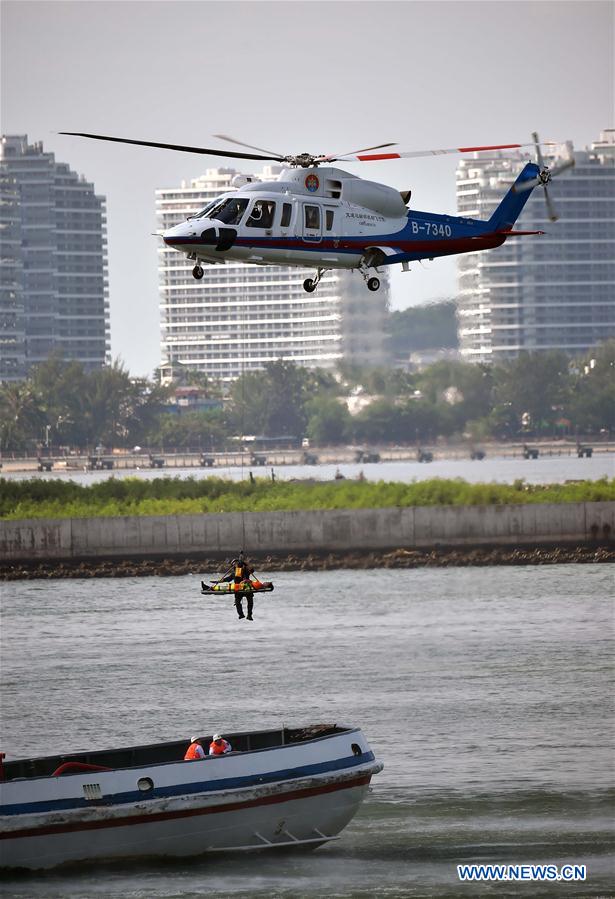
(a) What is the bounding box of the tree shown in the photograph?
[385,300,459,357]
[336,361,415,397]
[566,341,615,435]
[396,398,445,442]
[0,381,46,451]
[494,351,571,434]
[146,410,229,449]
[229,361,313,437]
[306,396,351,444]
[414,359,494,436]
[352,400,399,443]
[29,357,171,448]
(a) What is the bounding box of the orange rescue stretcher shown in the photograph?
[201,579,274,595]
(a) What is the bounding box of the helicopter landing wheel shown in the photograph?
[192,264,204,280]
[303,278,317,293]
[367,277,380,292]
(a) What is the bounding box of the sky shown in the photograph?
[2,0,613,376]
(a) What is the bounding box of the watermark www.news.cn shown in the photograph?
[457,863,587,883]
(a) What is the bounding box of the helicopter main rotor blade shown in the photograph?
[212,133,286,159]
[318,142,398,162]
[59,132,285,162]
[337,142,536,162]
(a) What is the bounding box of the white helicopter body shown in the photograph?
[60,132,573,293]
[164,166,409,273]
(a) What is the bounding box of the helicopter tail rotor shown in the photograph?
[512,132,575,222]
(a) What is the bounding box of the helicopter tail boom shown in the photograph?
[487,162,540,232]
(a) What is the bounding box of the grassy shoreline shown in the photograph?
[1,476,613,520]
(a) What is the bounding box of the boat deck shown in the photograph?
[2,724,348,781]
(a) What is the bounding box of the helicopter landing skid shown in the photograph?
[303,267,327,293]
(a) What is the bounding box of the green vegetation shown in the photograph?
[0,357,170,452]
[385,300,459,356]
[1,476,613,520]
[1,341,613,452]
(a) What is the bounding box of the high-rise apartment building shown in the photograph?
[456,129,615,362]
[0,169,26,380]
[156,166,388,381]
[0,135,109,377]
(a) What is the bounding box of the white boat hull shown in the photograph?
[0,726,382,870]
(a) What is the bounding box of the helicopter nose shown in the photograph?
[163,223,237,252]
[162,222,190,247]
[194,225,238,251]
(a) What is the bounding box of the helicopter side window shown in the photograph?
[214,197,249,225]
[280,203,292,228]
[246,200,276,228]
[326,210,334,231]
[304,205,320,230]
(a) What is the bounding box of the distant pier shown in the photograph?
[1,441,614,474]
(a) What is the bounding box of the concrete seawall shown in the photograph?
[1,502,613,562]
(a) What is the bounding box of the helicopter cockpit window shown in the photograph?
[304,205,320,230]
[211,197,249,225]
[246,200,276,229]
[189,200,218,220]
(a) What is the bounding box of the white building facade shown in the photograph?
[0,135,110,377]
[0,168,25,380]
[456,129,615,362]
[156,167,388,381]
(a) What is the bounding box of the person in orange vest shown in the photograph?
[220,554,261,621]
[210,552,272,620]
[209,733,232,755]
[184,735,206,760]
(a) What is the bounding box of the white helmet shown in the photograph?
[190,735,199,743]
[213,733,222,742]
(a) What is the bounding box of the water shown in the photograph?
[1,566,614,896]
[2,453,614,486]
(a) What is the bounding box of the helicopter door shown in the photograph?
[302,204,322,243]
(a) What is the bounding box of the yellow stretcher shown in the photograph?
[201,580,274,595]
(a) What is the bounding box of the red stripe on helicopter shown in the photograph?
[356,153,401,161]
[168,233,509,255]
[231,234,507,254]
[357,143,524,161]
[457,143,524,152]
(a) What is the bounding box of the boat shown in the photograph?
[0,723,383,870]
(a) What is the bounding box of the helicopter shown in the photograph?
[60,131,574,293]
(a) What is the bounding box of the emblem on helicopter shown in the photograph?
[305,173,320,193]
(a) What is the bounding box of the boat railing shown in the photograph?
[1,724,347,782]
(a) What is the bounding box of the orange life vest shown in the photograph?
[184,742,204,760]
[209,739,229,755]
[234,561,246,580]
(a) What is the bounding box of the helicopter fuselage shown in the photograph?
[162,164,535,274]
